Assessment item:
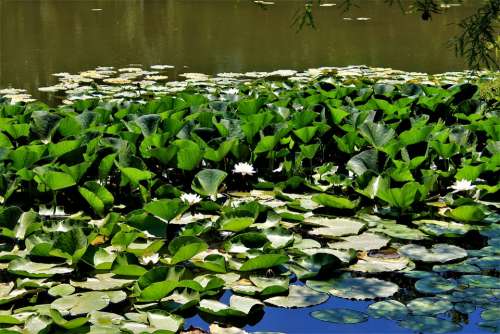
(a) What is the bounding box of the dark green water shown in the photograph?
[0,0,480,97]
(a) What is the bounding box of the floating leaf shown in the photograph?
[198,295,263,317]
[70,273,134,291]
[328,232,390,251]
[310,308,368,324]
[415,276,457,294]
[8,259,73,278]
[168,236,208,264]
[398,316,461,333]
[48,284,75,297]
[239,254,289,272]
[398,244,467,263]
[265,285,329,308]
[307,274,399,300]
[368,300,408,320]
[220,217,255,232]
[458,275,500,289]
[51,291,127,316]
[192,169,228,197]
[311,194,358,209]
[407,297,453,315]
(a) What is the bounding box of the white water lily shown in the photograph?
[223,88,239,95]
[180,193,202,205]
[232,162,256,176]
[139,253,160,265]
[449,179,476,193]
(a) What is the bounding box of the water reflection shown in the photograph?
[0,0,480,98]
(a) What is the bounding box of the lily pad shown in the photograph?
[407,297,453,315]
[307,274,399,300]
[265,285,329,308]
[198,295,263,317]
[370,222,427,240]
[51,291,127,316]
[368,300,408,320]
[413,219,471,237]
[415,277,457,294]
[398,244,467,263]
[398,316,461,333]
[310,308,368,324]
[327,232,390,251]
[48,284,75,297]
[0,282,27,305]
[8,259,73,278]
[348,250,411,273]
[305,217,365,238]
[70,273,134,291]
[458,275,500,289]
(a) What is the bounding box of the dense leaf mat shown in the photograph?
[0,74,498,333]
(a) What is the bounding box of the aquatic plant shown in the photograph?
[0,70,498,333]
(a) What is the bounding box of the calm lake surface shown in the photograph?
[1,0,480,98]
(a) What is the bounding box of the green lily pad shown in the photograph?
[307,274,399,300]
[470,256,500,270]
[368,300,408,320]
[48,284,75,297]
[249,276,289,297]
[0,282,27,305]
[198,295,263,317]
[413,219,471,237]
[327,232,390,251]
[265,285,329,308]
[8,259,73,278]
[305,217,365,238]
[168,236,208,264]
[348,251,411,273]
[459,275,500,289]
[481,306,500,321]
[398,244,467,263]
[398,316,462,333]
[415,277,457,294]
[51,291,127,316]
[370,223,427,240]
[407,297,453,315]
[311,194,358,209]
[478,320,500,333]
[310,308,368,324]
[238,254,289,272]
[89,311,125,326]
[432,261,480,273]
[70,273,134,291]
[49,309,89,330]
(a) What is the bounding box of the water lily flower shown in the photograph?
[233,162,256,176]
[449,179,476,193]
[139,253,160,265]
[180,193,202,205]
[223,88,239,95]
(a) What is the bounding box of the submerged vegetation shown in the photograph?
[0,67,499,333]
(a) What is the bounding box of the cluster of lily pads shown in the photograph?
[0,64,496,105]
[0,68,498,333]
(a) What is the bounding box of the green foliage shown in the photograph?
[0,76,497,334]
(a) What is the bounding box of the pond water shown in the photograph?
[0,0,481,98]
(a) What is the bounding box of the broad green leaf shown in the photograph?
[239,254,289,272]
[191,169,227,197]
